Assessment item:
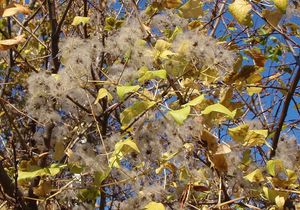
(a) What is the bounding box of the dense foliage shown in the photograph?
[0,0,299,209]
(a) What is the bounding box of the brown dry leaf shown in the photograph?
[33,180,52,197]
[262,9,283,27]
[53,141,65,161]
[248,48,266,67]
[201,129,218,153]
[209,154,228,172]
[2,3,32,17]
[0,35,26,50]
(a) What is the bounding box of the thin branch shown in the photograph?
[270,57,300,158]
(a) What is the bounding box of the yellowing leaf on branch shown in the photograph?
[228,0,252,26]
[272,0,288,13]
[275,195,285,209]
[154,39,171,52]
[138,66,167,83]
[169,106,190,125]
[2,3,32,17]
[246,86,262,96]
[243,129,268,146]
[244,168,265,182]
[262,187,288,203]
[202,103,236,119]
[183,95,205,107]
[71,16,90,26]
[109,138,140,168]
[144,201,165,210]
[162,0,182,9]
[266,159,285,177]
[94,88,113,104]
[117,85,140,101]
[179,0,203,19]
[18,164,66,180]
[0,35,26,51]
[228,124,249,143]
[120,101,156,129]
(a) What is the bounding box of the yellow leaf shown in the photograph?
[144,202,165,210]
[215,143,231,155]
[169,106,190,125]
[154,39,171,52]
[0,35,26,51]
[262,9,283,27]
[163,0,182,9]
[94,88,112,104]
[228,0,252,25]
[202,103,236,119]
[183,95,205,107]
[275,196,285,209]
[116,85,140,101]
[266,159,285,177]
[71,16,90,26]
[243,129,268,146]
[228,124,249,143]
[246,86,262,96]
[2,3,32,17]
[244,168,265,182]
[179,0,203,19]
[272,0,288,13]
[262,187,288,203]
[120,101,156,129]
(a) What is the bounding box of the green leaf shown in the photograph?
[120,101,156,129]
[68,162,84,174]
[109,138,140,168]
[262,187,288,203]
[169,106,190,125]
[94,169,111,186]
[228,0,252,26]
[115,138,140,154]
[184,95,205,107]
[179,0,203,19]
[272,0,288,13]
[117,85,140,101]
[71,16,90,26]
[18,168,47,180]
[202,103,236,119]
[94,88,113,104]
[18,164,66,180]
[244,168,265,182]
[144,202,165,210]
